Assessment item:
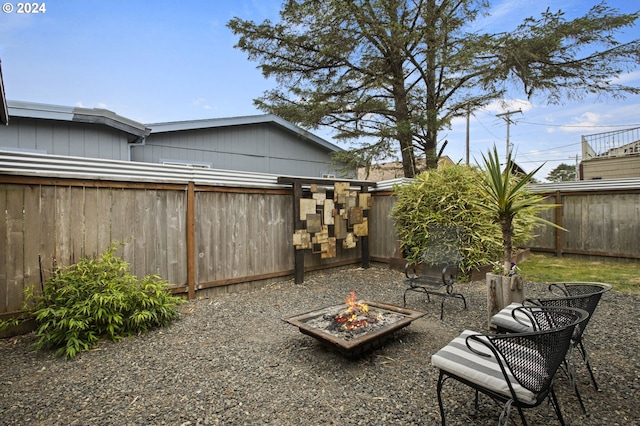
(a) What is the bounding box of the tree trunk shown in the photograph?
[423,0,439,170]
[390,50,416,177]
[501,216,514,275]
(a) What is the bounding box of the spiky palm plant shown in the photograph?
[476,146,559,275]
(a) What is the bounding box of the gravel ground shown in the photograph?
[1,264,638,425]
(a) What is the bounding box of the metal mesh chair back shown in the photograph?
[528,282,611,340]
[421,225,463,268]
[403,225,467,319]
[481,306,588,394]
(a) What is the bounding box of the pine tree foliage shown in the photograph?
[228,0,640,177]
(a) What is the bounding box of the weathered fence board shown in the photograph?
[369,193,400,261]
[165,190,186,286]
[22,185,41,293]
[110,188,137,271]
[7,185,25,312]
[38,185,57,281]
[0,185,7,310]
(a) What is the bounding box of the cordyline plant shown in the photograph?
[475,146,562,275]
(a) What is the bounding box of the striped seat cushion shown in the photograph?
[490,303,533,333]
[431,329,539,405]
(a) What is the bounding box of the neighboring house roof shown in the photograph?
[0,60,8,125]
[7,100,150,140]
[357,156,456,181]
[147,114,342,153]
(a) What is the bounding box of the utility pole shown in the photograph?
[496,109,522,161]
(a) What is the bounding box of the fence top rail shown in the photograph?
[529,178,640,193]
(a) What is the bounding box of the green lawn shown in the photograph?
[518,252,640,293]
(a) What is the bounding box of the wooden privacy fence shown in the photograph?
[0,172,395,317]
[529,184,640,260]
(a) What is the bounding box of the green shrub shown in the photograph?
[28,244,183,358]
[391,164,537,276]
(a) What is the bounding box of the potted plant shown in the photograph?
[475,146,561,326]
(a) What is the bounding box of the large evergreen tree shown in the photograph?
[228,1,640,178]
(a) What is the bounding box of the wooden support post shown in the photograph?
[360,185,370,269]
[555,190,563,258]
[186,181,196,299]
[293,181,305,284]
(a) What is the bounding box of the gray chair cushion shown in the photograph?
[490,302,533,332]
[431,329,541,404]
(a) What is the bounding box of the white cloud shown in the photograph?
[74,101,109,110]
[611,70,640,85]
[192,98,214,110]
[482,98,533,115]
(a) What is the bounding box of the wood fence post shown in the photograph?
[187,182,196,299]
[555,190,563,258]
[293,181,305,284]
[360,185,370,269]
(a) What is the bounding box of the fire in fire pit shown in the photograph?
[283,291,426,357]
[334,290,371,330]
[312,291,403,340]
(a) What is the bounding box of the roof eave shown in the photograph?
[6,100,150,138]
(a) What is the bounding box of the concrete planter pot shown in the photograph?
[486,273,524,328]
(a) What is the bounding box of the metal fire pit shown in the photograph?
[283,301,426,357]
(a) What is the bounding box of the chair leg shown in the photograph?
[474,389,479,412]
[578,340,601,392]
[458,293,467,310]
[515,406,528,426]
[549,387,567,426]
[563,358,589,416]
[436,370,447,426]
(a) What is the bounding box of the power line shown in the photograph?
[520,142,581,152]
[471,114,502,139]
[473,107,640,129]
[519,120,640,128]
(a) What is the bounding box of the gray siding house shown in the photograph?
[140,115,344,177]
[1,101,150,161]
[0,101,349,178]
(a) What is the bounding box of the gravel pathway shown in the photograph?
[1,265,638,425]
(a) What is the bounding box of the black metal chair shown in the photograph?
[432,306,589,426]
[403,225,466,319]
[490,282,611,415]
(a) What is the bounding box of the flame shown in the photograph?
[335,291,373,330]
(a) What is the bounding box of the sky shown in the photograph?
[1,0,639,181]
